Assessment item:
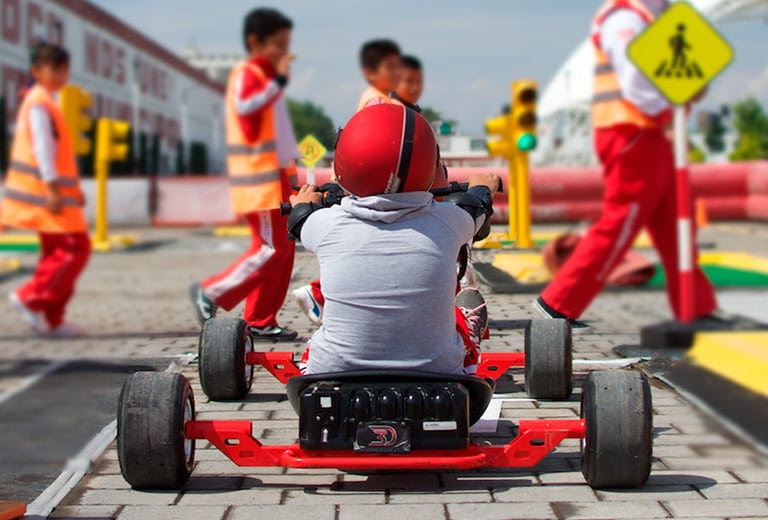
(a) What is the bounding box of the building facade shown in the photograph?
[0,0,226,175]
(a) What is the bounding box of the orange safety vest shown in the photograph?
[225,61,288,214]
[1,85,87,233]
[591,0,667,129]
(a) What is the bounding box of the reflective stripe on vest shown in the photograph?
[3,187,82,207]
[229,169,281,186]
[225,61,284,213]
[8,160,80,187]
[591,0,663,129]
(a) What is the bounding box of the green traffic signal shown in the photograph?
[517,133,537,152]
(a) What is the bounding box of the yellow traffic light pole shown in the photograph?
[93,118,134,251]
[483,80,537,249]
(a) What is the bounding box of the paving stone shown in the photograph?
[551,500,669,519]
[338,503,445,520]
[116,505,227,520]
[49,505,121,519]
[494,484,597,503]
[663,498,768,517]
[450,502,558,519]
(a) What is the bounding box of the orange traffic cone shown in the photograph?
[695,198,709,228]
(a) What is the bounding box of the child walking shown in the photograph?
[2,42,91,337]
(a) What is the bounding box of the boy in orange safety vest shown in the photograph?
[1,42,91,338]
[189,7,301,341]
[356,39,403,112]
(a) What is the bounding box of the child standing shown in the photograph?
[390,54,423,112]
[356,39,403,111]
[2,43,91,337]
[189,7,300,341]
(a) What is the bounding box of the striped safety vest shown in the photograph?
[225,61,287,214]
[1,84,87,233]
[591,0,668,129]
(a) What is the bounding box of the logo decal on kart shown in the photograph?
[367,425,398,447]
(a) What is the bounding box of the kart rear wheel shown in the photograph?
[199,317,254,401]
[581,370,652,489]
[117,371,195,489]
[524,318,572,400]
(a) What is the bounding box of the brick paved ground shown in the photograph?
[1,223,767,520]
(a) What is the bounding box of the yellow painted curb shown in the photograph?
[0,234,38,245]
[492,253,551,284]
[687,331,768,398]
[698,251,768,275]
[0,258,21,272]
[91,234,137,252]
[214,226,250,237]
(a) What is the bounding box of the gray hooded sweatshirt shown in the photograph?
[300,191,479,375]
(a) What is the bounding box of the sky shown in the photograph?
[89,0,768,134]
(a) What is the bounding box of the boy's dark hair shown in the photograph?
[243,7,293,52]
[30,41,70,68]
[401,55,422,71]
[359,39,401,70]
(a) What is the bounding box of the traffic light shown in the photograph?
[95,118,130,164]
[511,80,538,152]
[484,109,513,158]
[59,85,92,155]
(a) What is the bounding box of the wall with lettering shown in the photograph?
[0,0,225,174]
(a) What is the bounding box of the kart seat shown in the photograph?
[286,370,495,426]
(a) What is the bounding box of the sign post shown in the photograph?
[628,1,733,322]
[297,134,328,185]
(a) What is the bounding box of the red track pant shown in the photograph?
[202,208,295,327]
[541,124,717,321]
[16,231,91,328]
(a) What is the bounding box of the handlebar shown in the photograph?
[280,180,500,215]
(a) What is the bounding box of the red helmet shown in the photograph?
[333,104,437,197]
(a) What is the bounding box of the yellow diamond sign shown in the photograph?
[627,1,734,105]
[297,134,328,168]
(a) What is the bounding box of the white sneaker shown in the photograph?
[292,285,323,325]
[9,292,49,334]
[47,322,86,338]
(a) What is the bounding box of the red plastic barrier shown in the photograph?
[149,162,768,226]
[747,194,768,220]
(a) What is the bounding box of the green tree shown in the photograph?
[420,106,457,129]
[287,99,336,150]
[729,98,768,161]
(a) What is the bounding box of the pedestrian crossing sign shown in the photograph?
[297,134,328,168]
[627,1,733,105]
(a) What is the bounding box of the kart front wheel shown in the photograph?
[581,370,653,489]
[524,318,572,400]
[199,317,254,401]
[117,371,195,489]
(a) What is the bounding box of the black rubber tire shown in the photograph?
[581,370,653,489]
[524,318,573,400]
[199,317,254,401]
[117,371,195,489]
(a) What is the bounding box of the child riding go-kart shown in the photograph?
[117,105,652,491]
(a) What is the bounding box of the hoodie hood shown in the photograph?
[340,192,434,224]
